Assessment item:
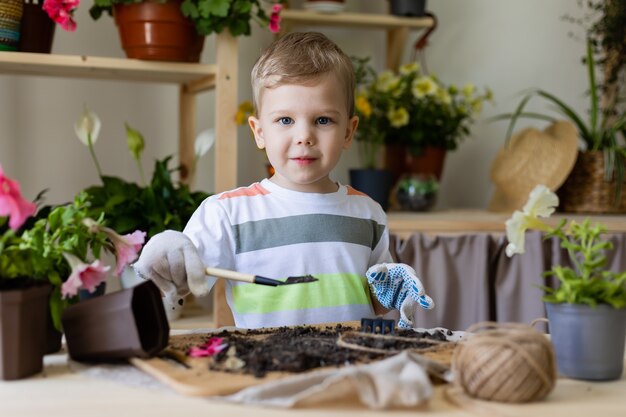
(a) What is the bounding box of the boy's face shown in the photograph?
[248,73,358,193]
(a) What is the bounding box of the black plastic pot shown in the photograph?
[389,0,427,17]
[349,168,393,211]
[62,281,169,362]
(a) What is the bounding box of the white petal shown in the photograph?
[74,108,101,146]
[194,128,215,158]
[523,184,558,218]
[505,211,527,256]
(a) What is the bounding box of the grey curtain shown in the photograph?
[390,231,626,332]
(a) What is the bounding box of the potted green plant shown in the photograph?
[43,0,284,61]
[505,184,626,381]
[353,57,492,183]
[1,165,145,380]
[73,107,210,305]
[498,2,626,213]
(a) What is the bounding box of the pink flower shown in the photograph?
[188,337,227,358]
[0,165,36,231]
[269,4,282,34]
[61,253,110,299]
[111,230,146,276]
[43,0,80,32]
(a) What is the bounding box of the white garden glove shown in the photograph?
[366,263,434,329]
[133,230,210,311]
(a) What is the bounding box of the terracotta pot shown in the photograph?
[385,144,447,185]
[18,2,56,53]
[113,0,205,62]
[0,284,49,380]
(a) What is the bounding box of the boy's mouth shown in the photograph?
[291,157,317,165]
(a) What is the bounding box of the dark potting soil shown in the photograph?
[207,324,451,378]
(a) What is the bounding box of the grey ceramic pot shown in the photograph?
[546,303,626,381]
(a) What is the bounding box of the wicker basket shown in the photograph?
[557,151,626,214]
[0,0,23,52]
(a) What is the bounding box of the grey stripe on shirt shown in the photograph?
[232,213,385,254]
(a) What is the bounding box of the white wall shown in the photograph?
[1,0,589,209]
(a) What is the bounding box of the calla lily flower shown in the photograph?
[125,122,145,162]
[74,106,101,147]
[194,128,216,158]
[61,253,110,299]
[0,165,36,231]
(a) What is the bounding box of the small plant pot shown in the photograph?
[349,168,393,211]
[393,174,438,211]
[113,0,205,62]
[62,281,169,362]
[0,284,49,380]
[388,0,427,17]
[546,303,626,381]
[18,1,56,53]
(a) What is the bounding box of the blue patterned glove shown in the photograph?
[367,263,434,328]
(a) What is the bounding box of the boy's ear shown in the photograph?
[343,115,359,149]
[248,116,265,149]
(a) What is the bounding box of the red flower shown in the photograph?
[269,4,283,34]
[188,337,227,358]
[43,0,80,32]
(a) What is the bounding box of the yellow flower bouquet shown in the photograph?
[353,57,492,168]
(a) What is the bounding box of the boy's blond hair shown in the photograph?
[251,32,355,117]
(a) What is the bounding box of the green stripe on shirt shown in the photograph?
[232,213,385,254]
[231,273,372,314]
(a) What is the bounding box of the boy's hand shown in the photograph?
[133,230,209,309]
[366,263,434,328]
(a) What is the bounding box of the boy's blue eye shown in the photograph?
[277,117,293,125]
[317,117,332,125]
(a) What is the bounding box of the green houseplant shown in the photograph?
[505,184,626,380]
[74,107,211,241]
[353,57,492,181]
[1,165,145,379]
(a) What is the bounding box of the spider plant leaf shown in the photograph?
[505,91,536,143]
[533,89,591,141]
[489,112,556,123]
[587,39,599,139]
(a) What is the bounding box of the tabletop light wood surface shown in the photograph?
[2,309,625,417]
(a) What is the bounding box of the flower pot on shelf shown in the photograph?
[546,302,626,381]
[385,144,447,185]
[18,1,55,53]
[557,151,626,214]
[0,284,49,380]
[388,0,427,17]
[113,0,205,63]
[349,168,393,211]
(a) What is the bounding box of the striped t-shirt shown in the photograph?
[183,179,393,328]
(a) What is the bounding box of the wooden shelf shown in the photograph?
[280,9,434,30]
[0,51,216,91]
[280,9,434,70]
[387,210,626,239]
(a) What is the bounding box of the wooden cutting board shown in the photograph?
[130,325,458,397]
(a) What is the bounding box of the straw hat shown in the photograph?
[488,120,579,213]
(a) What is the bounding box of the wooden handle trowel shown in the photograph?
[205,267,318,287]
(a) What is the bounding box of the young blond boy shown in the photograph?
[135,32,433,329]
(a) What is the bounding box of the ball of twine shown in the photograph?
[451,321,556,403]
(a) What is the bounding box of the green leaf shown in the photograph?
[199,0,231,17]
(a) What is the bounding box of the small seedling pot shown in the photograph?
[62,281,169,362]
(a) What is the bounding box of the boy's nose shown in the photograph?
[294,124,315,146]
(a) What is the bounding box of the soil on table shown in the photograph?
[173,324,454,378]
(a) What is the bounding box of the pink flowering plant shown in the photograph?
[0,165,146,330]
[47,0,284,36]
[42,0,80,31]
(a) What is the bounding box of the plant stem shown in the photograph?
[87,134,104,179]
[136,158,147,187]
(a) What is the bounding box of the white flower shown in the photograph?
[522,184,559,218]
[505,184,557,257]
[74,106,101,146]
[194,128,215,158]
[399,62,420,75]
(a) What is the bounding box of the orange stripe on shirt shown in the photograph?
[219,183,270,199]
[346,186,368,197]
